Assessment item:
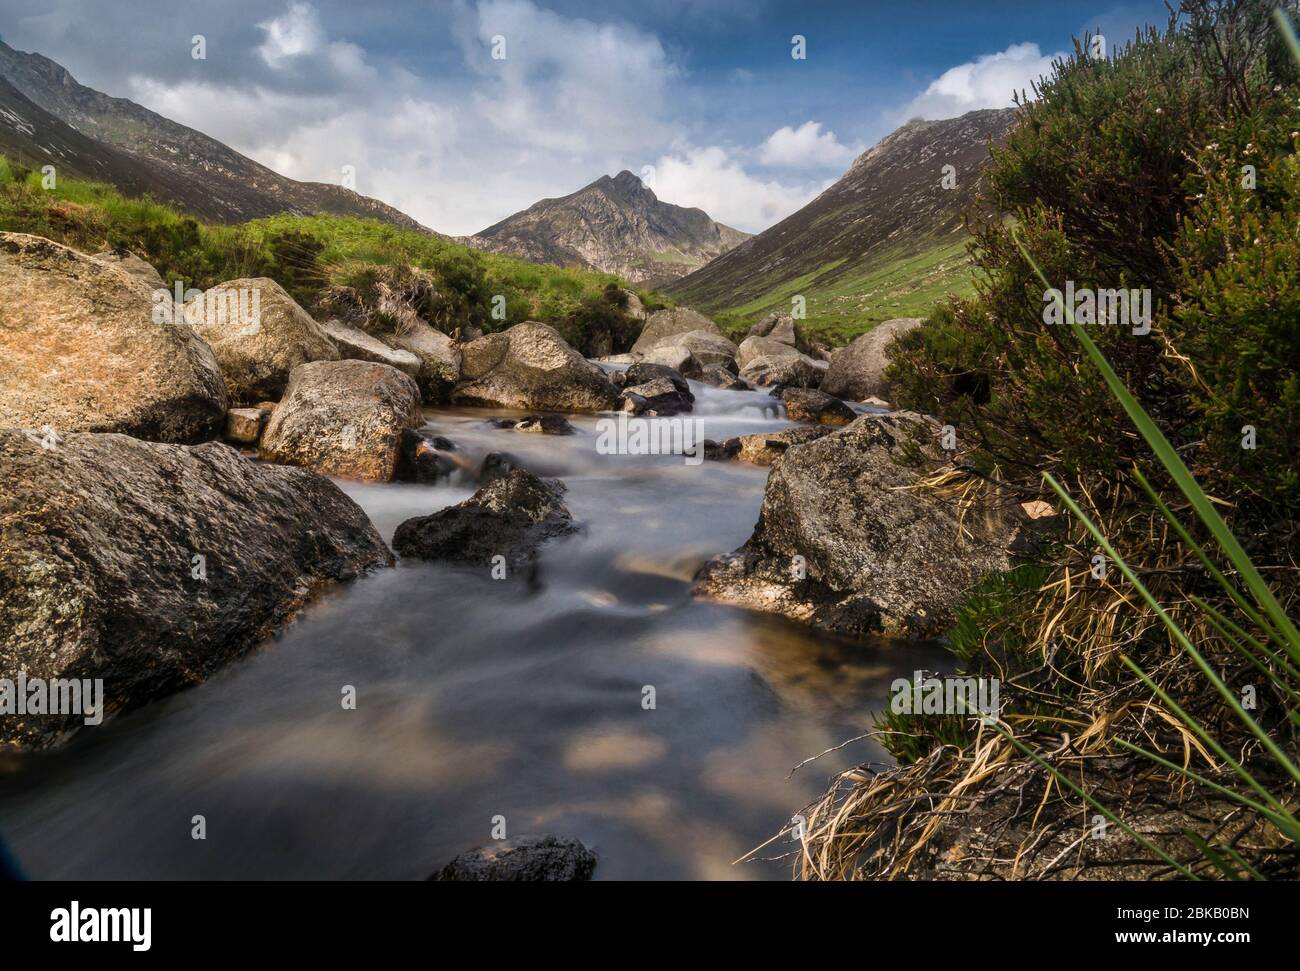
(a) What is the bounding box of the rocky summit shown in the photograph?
[464,170,749,287]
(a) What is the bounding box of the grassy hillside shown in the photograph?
[0,157,664,344]
[706,236,977,344]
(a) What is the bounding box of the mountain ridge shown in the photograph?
[0,39,432,232]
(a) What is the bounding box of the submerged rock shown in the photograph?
[0,430,393,751]
[188,277,340,404]
[0,232,228,444]
[392,467,576,569]
[491,414,576,435]
[260,360,424,481]
[396,429,459,483]
[820,318,922,403]
[452,322,619,413]
[693,412,1017,637]
[431,835,597,881]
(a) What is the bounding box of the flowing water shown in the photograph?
[0,381,948,880]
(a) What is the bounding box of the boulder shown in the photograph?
[322,320,421,378]
[260,360,424,481]
[452,323,619,413]
[392,467,576,570]
[640,343,693,373]
[618,289,648,321]
[746,313,799,347]
[739,354,826,389]
[512,415,576,435]
[820,318,923,402]
[0,430,392,750]
[775,387,856,426]
[631,306,721,355]
[693,412,1017,637]
[696,366,750,391]
[386,321,462,402]
[737,335,802,369]
[625,363,690,395]
[431,835,597,881]
[621,377,694,417]
[188,277,339,404]
[91,247,166,291]
[673,330,738,375]
[0,233,228,444]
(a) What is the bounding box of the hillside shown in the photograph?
[465,169,748,287]
[664,108,1016,342]
[0,39,430,231]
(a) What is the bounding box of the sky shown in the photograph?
[0,0,1171,235]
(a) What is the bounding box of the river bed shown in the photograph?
[0,381,948,880]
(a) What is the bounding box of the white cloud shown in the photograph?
[123,0,829,236]
[904,42,1061,120]
[258,2,326,68]
[652,146,829,232]
[758,121,859,169]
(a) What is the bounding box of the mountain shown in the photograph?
[0,39,429,231]
[464,170,750,287]
[664,108,1018,341]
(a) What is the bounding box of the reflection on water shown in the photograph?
[0,382,948,880]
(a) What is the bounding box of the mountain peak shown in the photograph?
[469,171,749,286]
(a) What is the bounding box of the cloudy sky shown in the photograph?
[0,0,1166,235]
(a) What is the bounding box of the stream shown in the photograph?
[0,380,947,880]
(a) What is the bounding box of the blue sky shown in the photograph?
[0,0,1170,234]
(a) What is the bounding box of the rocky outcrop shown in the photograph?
[693,412,1017,637]
[431,835,597,881]
[260,360,424,481]
[0,233,228,444]
[392,467,576,570]
[820,318,923,402]
[452,322,619,413]
[774,387,856,425]
[189,277,339,404]
[322,319,422,378]
[0,430,393,751]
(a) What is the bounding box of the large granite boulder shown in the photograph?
[189,277,340,403]
[630,306,722,355]
[260,360,424,481]
[0,430,392,751]
[739,353,826,389]
[452,322,619,413]
[0,233,227,444]
[693,412,1018,637]
[820,318,923,403]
